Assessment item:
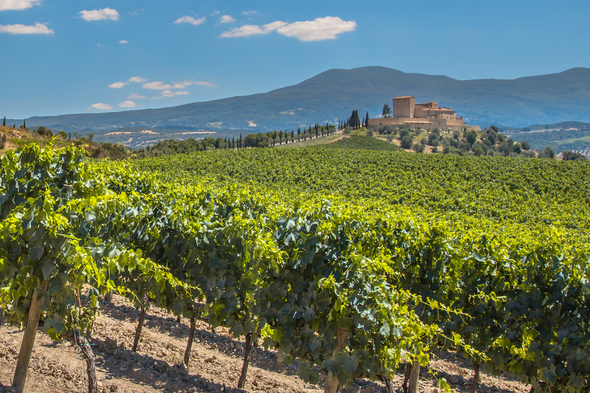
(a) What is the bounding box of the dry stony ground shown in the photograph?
[0,294,529,393]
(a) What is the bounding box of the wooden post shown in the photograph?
[407,358,420,393]
[183,316,196,367]
[132,306,146,352]
[237,333,252,388]
[13,285,45,391]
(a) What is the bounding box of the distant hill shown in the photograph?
[501,121,590,152]
[6,67,590,147]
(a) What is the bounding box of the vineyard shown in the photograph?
[0,140,589,392]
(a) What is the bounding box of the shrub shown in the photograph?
[400,136,413,149]
[36,126,53,137]
[539,145,556,159]
[412,143,425,153]
[561,151,587,161]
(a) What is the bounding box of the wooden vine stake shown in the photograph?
[132,305,146,352]
[237,333,253,389]
[407,358,421,393]
[183,316,196,368]
[324,327,349,393]
[13,284,45,391]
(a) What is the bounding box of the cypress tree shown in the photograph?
[239,132,243,148]
[23,119,26,129]
[2,116,5,127]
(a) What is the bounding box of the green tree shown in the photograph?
[412,143,424,153]
[465,130,478,147]
[2,116,5,127]
[400,135,413,149]
[349,110,361,129]
[561,151,588,161]
[540,145,556,159]
[382,104,391,117]
[520,141,530,150]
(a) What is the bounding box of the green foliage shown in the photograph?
[412,143,425,153]
[36,126,53,137]
[382,104,391,116]
[561,151,588,161]
[400,135,413,149]
[540,145,556,159]
[3,140,590,392]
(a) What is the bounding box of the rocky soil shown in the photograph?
[0,294,529,393]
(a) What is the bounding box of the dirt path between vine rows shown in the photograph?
[0,294,529,393]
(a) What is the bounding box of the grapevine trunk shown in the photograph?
[132,306,146,352]
[237,333,252,389]
[184,316,196,367]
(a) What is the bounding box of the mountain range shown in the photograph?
[5,66,590,148]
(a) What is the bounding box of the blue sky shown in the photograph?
[1,0,589,119]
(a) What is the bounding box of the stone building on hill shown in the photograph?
[368,96,480,132]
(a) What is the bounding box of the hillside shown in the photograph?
[501,121,590,152]
[5,67,590,147]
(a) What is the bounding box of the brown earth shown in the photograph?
[0,294,529,393]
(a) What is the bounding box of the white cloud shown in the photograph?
[119,100,137,108]
[131,8,144,16]
[152,90,190,99]
[108,81,128,89]
[221,16,356,41]
[220,21,286,38]
[128,76,146,83]
[119,40,128,44]
[90,103,112,110]
[96,43,103,46]
[276,17,356,41]
[128,93,146,99]
[143,80,217,90]
[0,0,41,11]
[174,15,206,26]
[191,81,218,87]
[242,10,257,16]
[142,81,171,90]
[0,22,53,35]
[79,8,119,22]
[219,15,235,24]
[210,10,220,16]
